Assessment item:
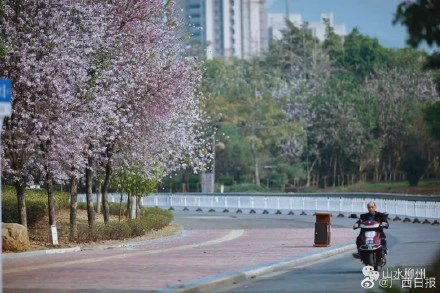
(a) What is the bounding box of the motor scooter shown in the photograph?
[353,220,388,271]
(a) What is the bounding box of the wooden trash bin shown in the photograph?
[314,212,331,247]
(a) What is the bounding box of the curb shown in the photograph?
[157,242,357,293]
[2,230,190,260]
[2,246,81,260]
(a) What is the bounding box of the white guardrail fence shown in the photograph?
[78,193,440,220]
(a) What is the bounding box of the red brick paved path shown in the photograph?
[3,228,355,292]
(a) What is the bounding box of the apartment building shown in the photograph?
[268,12,346,41]
[177,0,267,60]
[177,1,345,59]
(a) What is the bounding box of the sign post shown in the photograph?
[0,78,12,293]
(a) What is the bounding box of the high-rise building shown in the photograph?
[176,0,208,47]
[177,0,267,60]
[267,12,346,42]
[267,12,302,39]
[177,2,345,59]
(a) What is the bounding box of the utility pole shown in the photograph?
[285,0,290,19]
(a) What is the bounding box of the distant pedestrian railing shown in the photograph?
[78,192,440,219]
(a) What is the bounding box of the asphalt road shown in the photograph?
[4,209,439,293]
[175,212,440,293]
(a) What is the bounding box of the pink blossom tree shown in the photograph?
[86,0,207,223]
[1,0,106,227]
[2,0,208,231]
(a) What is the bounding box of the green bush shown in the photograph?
[108,202,126,216]
[76,221,131,242]
[26,201,47,227]
[1,185,69,227]
[128,219,148,237]
[1,196,20,223]
[74,207,172,242]
[2,192,47,227]
[77,202,88,210]
[76,224,102,242]
[400,151,429,186]
[103,221,131,240]
[55,193,70,210]
[143,214,170,231]
[77,201,126,215]
[140,207,173,222]
[139,207,173,231]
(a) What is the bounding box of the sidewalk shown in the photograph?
[3,227,356,293]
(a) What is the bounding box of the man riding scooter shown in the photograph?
[353,201,389,257]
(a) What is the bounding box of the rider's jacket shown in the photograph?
[356,212,389,236]
[357,212,389,225]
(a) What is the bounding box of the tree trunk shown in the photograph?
[69,175,78,241]
[251,138,260,186]
[96,180,102,214]
[136,196,142,218]
[127,194,133,219]
[85,154,95,227]
[338,157,345,186]
[101,143,113,223]
[102,159,112,223]
[119,193,123,221]
[374,162,379,182]
[306,157,318,187]
[14,181,27,228]
[46,171,56,226]
[333,156,337,188]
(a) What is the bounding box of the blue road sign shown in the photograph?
[0,78,12,103]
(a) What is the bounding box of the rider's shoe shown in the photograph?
[352,252,360,259]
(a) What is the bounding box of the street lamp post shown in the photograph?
[0,78,13,293]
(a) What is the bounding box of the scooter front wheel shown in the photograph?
[368,253,375,267]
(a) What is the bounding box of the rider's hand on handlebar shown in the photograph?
[380,222,388,227]
[353,223,359,229]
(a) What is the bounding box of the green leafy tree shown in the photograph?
[111,167,157,219]
[265,18,334,187]
[338,28,391,81]
[306,78,365,187]
[364,64,439,178]
[423,101,440,141]
[400,149,429,186]
[322,18,345,65]
[267,20,320,80]
[393,1,440,71]
[394,0,440,48]
[423,101,440,178]
[202,58,299,186]
[214,124,252,185]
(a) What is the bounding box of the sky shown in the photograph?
[267,0,435,52]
